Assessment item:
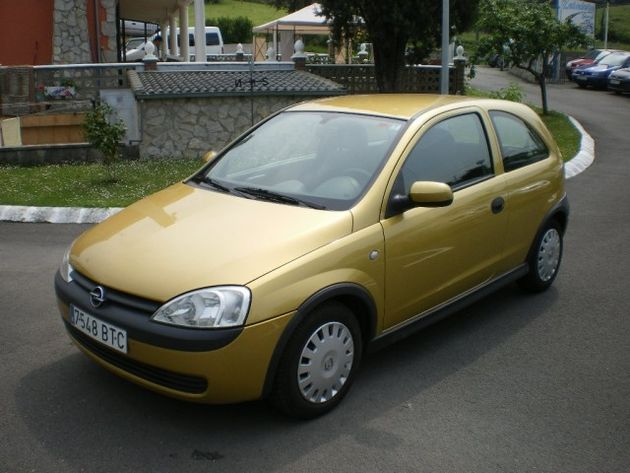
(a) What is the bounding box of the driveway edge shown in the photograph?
[564,116,595,179]
[1,115,595,224]
[0,205,124,224]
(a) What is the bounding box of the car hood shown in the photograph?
[70,183,353,302]
[568,58,592,68]
[584,64,618,73]
[610,68,630,78]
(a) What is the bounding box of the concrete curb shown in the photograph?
[564,116,595,179]
[0,205,123,224]
[1,115,595,224]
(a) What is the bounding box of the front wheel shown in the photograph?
[518,221,563,292]
[270,302,362,419]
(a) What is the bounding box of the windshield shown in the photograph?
[594,50,611,62]
[600,54,629,67]
[194,111,405,210]
[126,38,145,50]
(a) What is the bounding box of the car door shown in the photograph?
[381,110,508,330]
[488,110,564,272]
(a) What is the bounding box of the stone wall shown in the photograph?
[53,0,91,64]
[99,0,118,63]
[52,0,117,64]
[139,95,314,159]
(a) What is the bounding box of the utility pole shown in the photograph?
[440,0,450,94]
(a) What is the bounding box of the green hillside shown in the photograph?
[594,4,630,50]
[189,0,286,28]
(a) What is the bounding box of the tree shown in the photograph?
[475,0,589,114]
[273,0,479,92]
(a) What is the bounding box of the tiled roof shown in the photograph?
[128,69,345,99]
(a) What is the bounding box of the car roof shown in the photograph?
[288,94,479,120]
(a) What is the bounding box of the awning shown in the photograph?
[253,3,331,35]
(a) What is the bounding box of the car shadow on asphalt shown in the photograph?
[15,284,559,472]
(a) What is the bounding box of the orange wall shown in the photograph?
[0,0,54,65]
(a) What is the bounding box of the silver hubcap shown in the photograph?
[537,228,561,282]
[297,321,354,404]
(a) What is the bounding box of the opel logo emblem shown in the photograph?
[89,286,106,308]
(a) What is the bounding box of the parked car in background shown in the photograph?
[55,95,568,418]
[573,51,630,89]
[565,49,616,81]
[124,39,150,62]
[174,26,224,60]
[608,67,630,94]
[124,37,150,61]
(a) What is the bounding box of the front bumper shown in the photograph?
[55,271,293,403]
[574,74,608,88]
[608,78,630,93]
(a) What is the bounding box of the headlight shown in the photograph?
[151,287,251,329]
[60,245,74,283]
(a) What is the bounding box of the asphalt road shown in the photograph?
[1,69,629,472]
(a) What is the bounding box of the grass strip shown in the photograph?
[0,159,201,207]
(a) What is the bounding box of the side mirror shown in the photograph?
[202,150,218,163]
[409,181,453,207]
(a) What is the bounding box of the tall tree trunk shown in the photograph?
[370,30,408,92]
[539,74,548,115]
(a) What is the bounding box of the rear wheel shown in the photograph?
[518,221,563,292]
[271,302,362,419]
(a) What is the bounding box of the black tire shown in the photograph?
[518,220,563,293]
[270,301,363,419]
[577,83,587,89]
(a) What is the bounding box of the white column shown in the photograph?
[169,14,177,57]
[179,4,189,61]
[160,21,169,59]
[193,0,206,62]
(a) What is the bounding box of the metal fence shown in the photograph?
[306,63,465,94]
[1,63,139,116]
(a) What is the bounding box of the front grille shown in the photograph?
[71,270,161,314]
[65,322,208,395]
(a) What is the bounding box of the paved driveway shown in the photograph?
[1,70,629,472]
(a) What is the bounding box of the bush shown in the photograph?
[84,103,126,179]
[488,83,523,102]
[206,16,254,43]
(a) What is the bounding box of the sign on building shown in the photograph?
[556,0,596,37]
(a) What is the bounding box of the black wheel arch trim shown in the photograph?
[525,194,569,264]
[261,282,377,399]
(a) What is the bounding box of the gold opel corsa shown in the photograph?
[55,95,568,418]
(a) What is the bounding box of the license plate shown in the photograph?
[576,76,586,81]
[70,305,127,353]
[609,79,620,85]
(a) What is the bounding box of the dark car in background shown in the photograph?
[608,67,630,94]
[565,49,616,81]
[573,52,630,89]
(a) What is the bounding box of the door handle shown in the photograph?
[491,197,505,214]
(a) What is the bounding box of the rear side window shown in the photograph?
[206,32,220,46]
[398,113,493,191]
[490,111,549,172]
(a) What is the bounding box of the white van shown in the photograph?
[174,26,224,60]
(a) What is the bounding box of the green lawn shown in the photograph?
[0,159,201,208]
[191,0,286,28]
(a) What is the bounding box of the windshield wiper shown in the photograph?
[233,186,326,210]
[190,175,232,193]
